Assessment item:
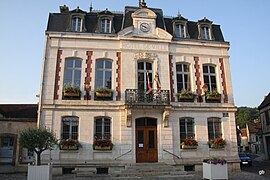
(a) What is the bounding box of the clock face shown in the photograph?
[140,23,150,32]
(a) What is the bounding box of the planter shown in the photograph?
[27,164,52,180]
[203,162,228,180]
[95,92,112,98]
[181,145,197,149]
[63,91,80,97]
[93,146,112,151]
[210,144,225,149]
[60,145,78,150]
[178,95,195,102]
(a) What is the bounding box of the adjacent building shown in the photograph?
[259,92,270,159]
[0,104,37,166]
[39,1,239,173]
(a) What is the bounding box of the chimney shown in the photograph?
[60,5,69,13]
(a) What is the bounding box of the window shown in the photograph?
[175,24,185,38]
[203,65,217,92]
[207,117,222,140]
[179,118,195,142]
[63,59,82,87]
[95,59,112,89]
[176,63,190,92]
[101,18,111,33]
[72,17,82,32]
[137,61,153,91]
[61,116,79,140]
[265,110,270,125]
[201,26,210,40]
[94,117,111,140]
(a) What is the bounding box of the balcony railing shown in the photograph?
[125,89,170,106]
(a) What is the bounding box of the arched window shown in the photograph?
[72,17,82,32]
[94,117,111,140]
[176,63,190,92]
[63,58,82,87]
[95,59,112,89]
[179,117,195,142]
[137,61,153,91]
[61,116,79,140]
[175,24,186,38]
[203,64,217,92]
[101,18,111,33]
[207,117,222,140]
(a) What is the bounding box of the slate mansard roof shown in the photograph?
[47,5,225,42]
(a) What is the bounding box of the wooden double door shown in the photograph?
[136,118,158,163]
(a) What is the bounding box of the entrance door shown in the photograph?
[0,137,14,163]
[136,118,158,163]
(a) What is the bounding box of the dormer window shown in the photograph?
[175,24,185,38]
[101,18,111,33]
[72,17,82,32]
[173,14,189,39]
[201,26,210,40]
[198,17,213,40]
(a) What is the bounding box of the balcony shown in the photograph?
[125,89,170,106]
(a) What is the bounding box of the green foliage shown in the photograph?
[236,107,259,128]
[19,128,57,165]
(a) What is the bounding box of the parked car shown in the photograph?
[239,152,252,166]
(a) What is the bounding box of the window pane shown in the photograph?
[176,64,182,72]
[146,62,152,70]
[64,70,72,83]
[105,71,112,89]
[75,60,82,68]
[183,64,189,72]
[96,61,103,69]
[210,66,215,73]
[105,61,112,69]
[65,60,73,68]
[203,66,208,73]
[148,131,155,148]
[95,71,104,89]
[138,62,144,70]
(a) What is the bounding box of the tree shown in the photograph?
[236,106,259,128]
[19,128,57,166]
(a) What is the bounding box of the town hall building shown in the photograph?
[39,1,240,174]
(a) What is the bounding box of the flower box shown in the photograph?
[210,144,225,149]
[208,138,226,149]
[203,162,228,180]
[95,92,112,98]
[63,91,80,97]
[177,89,196,102]
[93,146,112,151]
[181,145,197,149]
[60,145,78,150]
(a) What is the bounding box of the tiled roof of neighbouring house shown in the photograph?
[247,121,262,134]
[46,5,225,42]
[0,104,38,120]
[258,92,270,110]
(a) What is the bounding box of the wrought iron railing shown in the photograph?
[125,89,170,106]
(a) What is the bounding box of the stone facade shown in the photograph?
[39,2,240,173]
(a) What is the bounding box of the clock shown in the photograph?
[140,23,150,32]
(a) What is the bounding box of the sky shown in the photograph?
[0,0,269,107]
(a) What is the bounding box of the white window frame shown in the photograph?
[175,24,186,38]
[137,61,153,90]
[201,26,210,40]
[61,116,79,140]
[207,117,222,140]
[179,117,195,142]
[95,59,112,89]
[176,63,190,92]
[101,18,111,33]
[72,17,82,32]
[63,58,82,87]
[203,64,217,92]
[94,117,111,140]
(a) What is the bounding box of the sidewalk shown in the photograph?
[0,171,269,180]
